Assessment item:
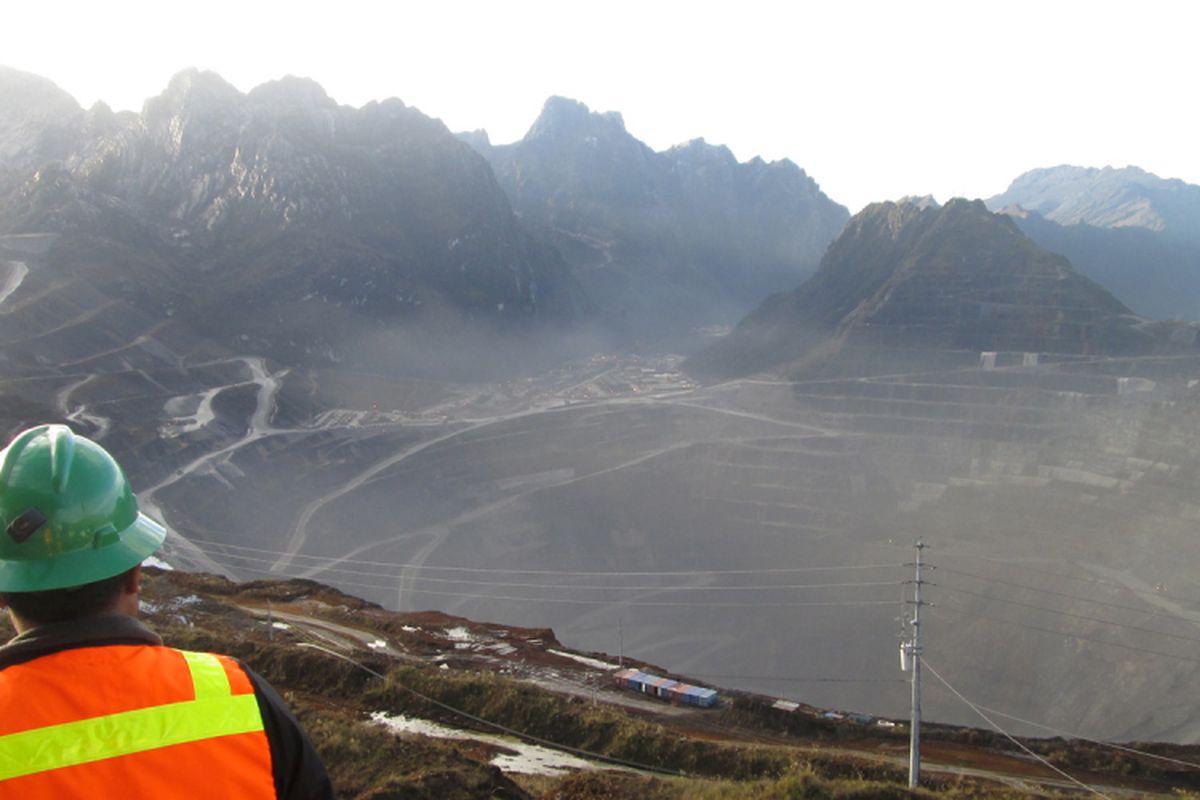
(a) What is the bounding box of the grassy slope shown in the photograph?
[4,569,1196,799]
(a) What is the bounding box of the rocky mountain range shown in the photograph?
[1,68,850,369]
[987,167,1200,321]
[464,97,849,345]
[0,66,582,378]
[688,198,1190,379]
[989,165,1200,241]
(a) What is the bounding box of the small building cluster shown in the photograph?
[613,668,718,708]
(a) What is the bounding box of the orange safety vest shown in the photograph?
[0,644,276,799]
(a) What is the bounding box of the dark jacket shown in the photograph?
[0,613,333,800]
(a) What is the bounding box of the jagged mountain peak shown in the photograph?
[839,196,934,239]
[988,164,1200,242]
[0,65,80,109]
[666,137,737,167]
[896,194,940,210]
[0,66,84,166]
[747,154,802,173]
[932,196,990,220]
[247,74,337,112]
[146,68,243,116]
[468,97,850,344]
[525,96,628,143]
[456,128,491,153]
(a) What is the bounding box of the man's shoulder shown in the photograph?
[0,614,162,670]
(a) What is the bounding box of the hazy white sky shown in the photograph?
[3,0,1196,212]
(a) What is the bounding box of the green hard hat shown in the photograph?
[0,424,165,592]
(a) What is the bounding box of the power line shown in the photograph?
[938,552,1132,589]
[216,561,902,609]
[937,566,1194,623]
[937,583,1200,647]
[966,703,1200,772]
[209,549,900,593]
[185,537,903,577]
[922,660,1113,800]
[932,606,1200,665]
[939,552,1200,607]
[686,673,904,685]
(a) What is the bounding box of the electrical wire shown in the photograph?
[185,537,904,577]
[687,672,903,684]
[937,552,1134,590]
[931,606,1200,665]
[921,659,1113,800]
[965,702,1200,772]
[218,560,900,609]
[937,566,1194,623]
[207,549,901,593]
[936,583,1200,647]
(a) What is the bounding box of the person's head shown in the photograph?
[0,566,141,631]
[0,424,164,631]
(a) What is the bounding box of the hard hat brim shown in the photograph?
[0,512,166,593]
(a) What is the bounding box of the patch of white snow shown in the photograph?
[444,626,473,642]
[547,649,619,671]
[370,712,598,776]
[0,261,29,307]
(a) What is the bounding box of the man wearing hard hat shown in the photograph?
[0,424,333,798]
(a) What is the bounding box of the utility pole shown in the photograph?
[906,540,928,789]
[617,616,624,667]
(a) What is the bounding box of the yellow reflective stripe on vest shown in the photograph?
[0,650,264,782]
[181,650,232,700]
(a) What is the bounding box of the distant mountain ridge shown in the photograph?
[989,166,1200,320]
[0,67,581,376]
[689,198,1189,378]
[988,165,1200,242]
[1,69,853,367]
[463,96,849,345]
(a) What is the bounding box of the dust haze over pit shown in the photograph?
[157,334,1200,744]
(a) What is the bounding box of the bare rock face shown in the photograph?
[0,68,84,188]
[689,199,1194,379]
[466,97,849,345]
[0,69,581,372]
[988,165,1200,243]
